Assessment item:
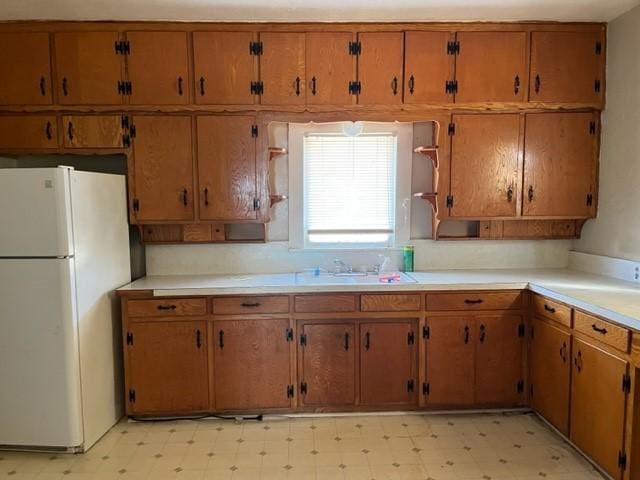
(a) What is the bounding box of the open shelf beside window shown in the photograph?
[413,145,439,169]
[268,146,287,162]
[269,194,288,207]
[413,192,438,215]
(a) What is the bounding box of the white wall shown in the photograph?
[575,4,640,262]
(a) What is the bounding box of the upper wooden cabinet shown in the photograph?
[454,32,527,103]
[0,33,52,105]
[404,31,453,104]
[306,32,354,105]
[357,32,404,105]
[54,32,124,105]
[523,112,598,218]
[530,31,605,104]
[259,32,306,105]
[193,31,257,105]
[125,31,190,105]
[0,116,57,150]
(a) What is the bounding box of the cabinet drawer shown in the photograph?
[574,311,630,353]
[532,295,572,327]
[426,291,523,311]
[212,296,290,314]
[294,294,357,313]
[128,298,207,317]
[361,294,421,312]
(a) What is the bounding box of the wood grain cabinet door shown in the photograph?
[570,338,628,479]
[454,31,527,103]
[197,116,258,221]
[125,31,189,105]
[530,31,605,104]
[306,32,354,105]
[425,316,475,406]
[523,112,597,218]
[213,319,291,410]
[299,323,356,406]
[0,116,58,149]
[360,321,417,406]
[131,116,195,222]
[449,114,521,218]
[0,33,52,105]
[357,32,404,105]
[475,314,524,406]
[530,317,571,436]
[259,32,306,105]
[54,32,124,105]
[404,31,453,104]
[62,115,124,148]
[193,31,257,105]
[127,321,208,414]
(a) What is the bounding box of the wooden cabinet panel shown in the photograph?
[574,311,630,353]
[196,116,258,221]
[299,323,356,406]
[404,31,453,104]
[455,32,527,103]
[128,298,207,317]
[54,32,124,105]
[213,319,291,410]
[360,321,417,405]
[0,33,52,105]
[260,32,305,105]
[361,294,421,312]
[357,32,404,105]
[126,31,189,105]
[62,115,123,148]
[425,316,475,406]
[305,32,354,105]
[193,31,256,105]
[426,291,523,311]
[132,116,194,222]
[523,112,597,218]
[212,296,290,315]
[571,338,628,479]
[450,114,521,218]
[531,294,572,327]
[294,294,357,313]
[127,321,208,413]
[475,314,524,405]
[530,317,571,435]
[0,116,57,149]
[530,31,604,104]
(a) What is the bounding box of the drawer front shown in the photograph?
[426,291,523,311]
[212,296,290,314]
[294,294,357,313]
[574,311,630,353]
[127,298,207,317]
[532,295,572,327]
[361,294,421,312]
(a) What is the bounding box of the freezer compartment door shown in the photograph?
[0,258,84,448]
[0,167,74,257]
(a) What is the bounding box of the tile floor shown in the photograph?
[0,412,606,480]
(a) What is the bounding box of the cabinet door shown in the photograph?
[132,116,194,222]
[523,112,597,218]
[571,338,628,479]
[360,321,417,405]
[306,32,354,105]
[404,31,453,104]
[54,32,124,105]
[0,116,58,149]
[193,31,257,105]
[197,116,258,221]
[530,317,571,436]
[357,32,403,105]
[127,321,208,414]
[62,115,124,148]
[455,32,527,103]
[260,32,305,105]
[213,319,291,410]
[299,323,356,406]
[126,31,189,105]
[530,31,604,104]
[425,316,475,406]
[0,33,52,105]
[450,114,521,218]
[475,314,524,405]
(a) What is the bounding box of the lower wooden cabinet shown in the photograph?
[0,115,58,149]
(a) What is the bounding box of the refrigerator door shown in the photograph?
[0,167,74,257]
[0,258,84,449]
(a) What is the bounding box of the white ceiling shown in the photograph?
[1,0,639,22]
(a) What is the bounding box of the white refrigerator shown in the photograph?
[0,166,131,452]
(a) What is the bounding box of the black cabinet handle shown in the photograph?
[574,350,582,372]
[464,325,470,344]
[196,330,202,349]
[544,304,556,314]
[45,121,52,140]
[310,76,317,96]
[219,330,224,348]
[344,332,349,351]
[241,302,261,308]
[592,324,608,335]
[408,75,415,95]
[365,332,370,350]
[507,185,514,202]
[479,324,486,343]
[295,77,301,96]
[528,185,534,202]
[534,75,541,94]
[560,341,567,363]
[39,76,46,96]
[156,304,176,311]
[67,121,74,141]
[199,77,205,96]
[204,188,209,207]
[177,76,183,96]
[514,75,520,95]
[182,188,188,206]
[391,76,398,95]
[62,77,68,96]
[464,299,483,305]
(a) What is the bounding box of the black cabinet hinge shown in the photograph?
[128,389,136,403]
[121,115,130,130]
[408,331,415,345]
[595,41,602,55]
[348,40,361,55]
[518,323,525,338]
[286,328,293,342]
[423,382,430,396]
[619,451,627,471]
[250,81,264,96]
[253,198,261,211]
[517,380,524,394]
[586,193,593,207]
[122,135,131,148]
[115,40,130,55]
[118,81,132,96]
[129,124,137,138]
[594,79,601,93]
[249,40,263,56]
[300,333,307,346]
[445,80,458,95]
[348,80,361,95]
[251,124,259,138]
[133,198,140,212]
[448,122,456,136]
[126,332,134,345]
[407,379,415,393]
[446,195,454,208]
[423,325,430,339]
[287,384,294,398]
[447,40,460,55]
[300,382,308,395]
[589,121,597,135]
[622,373,631,394]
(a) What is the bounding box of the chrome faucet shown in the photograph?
[333,259,353,274]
